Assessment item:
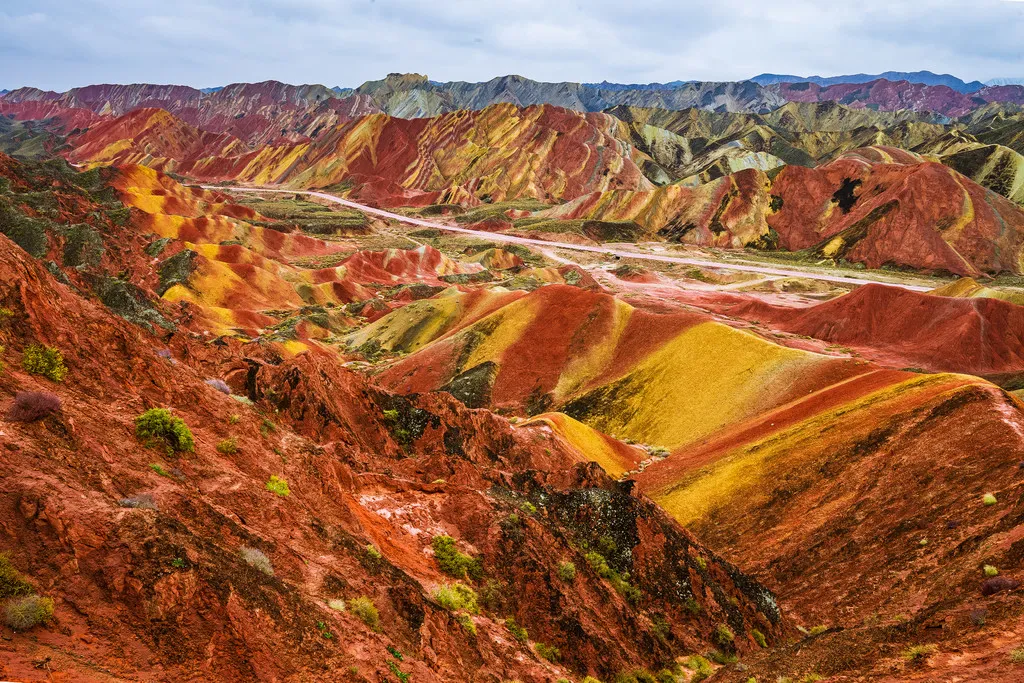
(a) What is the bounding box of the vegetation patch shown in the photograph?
[135,408,195,454]
[22,344,68,382]
[432,535,483,580]
[5,390,60,422]
[348,596,380,631]
[240,547,273,576]
[505,616,528,643]
[3,594,54,630]
[265,475,290,497]
[433,582,479,613]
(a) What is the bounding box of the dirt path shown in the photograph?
[210,186,935,292]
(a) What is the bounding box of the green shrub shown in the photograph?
[506,616,528,643]
[265,475,290,497]
[135,408,195,454]
[149,463,173,478]
[694,555,707,571]
[387,659,410,683]
[456,613,477,635]
[581,678,604,683]
[315,620,334,639]
[984,565,1000,577]
[22,344,68,382]
[557,560,577,582]
[585,550,612,578]
[216,437,238,454]
[983,493,998,506]
[807,625,828,636]
[432,535,482,579]
[685,655,713,682]
[240,547,273,576]
[0,554,34,600]
[901,644,937,663]
[349,596,379,630]
[3,594,53,630]
[1010,647,1024,664]
[433,582,479,613]
[365,544,382,560]
[751,628,768,647]
[534,642,560,662]
[714,623,734,645]
[520,501,537,515]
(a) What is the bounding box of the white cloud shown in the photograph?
[1,0,1023,90]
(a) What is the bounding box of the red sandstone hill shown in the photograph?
[1,81,382,146]
[0,154,787,681]
[700,284,1024,378]
[543,146,1024,275]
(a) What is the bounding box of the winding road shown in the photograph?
[207,186,935,292]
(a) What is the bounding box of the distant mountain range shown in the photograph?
[750,71,986,93]
[4,74,1024,122]
[986,77,1024,87]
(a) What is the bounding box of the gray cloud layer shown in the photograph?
[2,0,1023,91]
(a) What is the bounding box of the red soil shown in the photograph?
[702,284,1024,376]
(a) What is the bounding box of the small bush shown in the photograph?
[0,554,34,600]
[983,493,998,506]
[807,624,828,636]
[365,544,382,560]
[149,463,173,478]
[506,616,528,643]
[984,565,1000,577]
[433,582,479,613]
[228,413,240,425]
[581,678,604,683]
[752,628,768,647]
[205,378,231,394]
[534,642,560,662]
[3,594,53,630]
[685,655,713,682]
[520,501,537,515]
[216,437,238,454]
[348,596,379,630]
[21,344,68,382]
[328,599,346,612]
[714,623,735,645]
[1010,647,1024,664]
[135,408,195,454]
[901,644,937,663]
[585,550,612,577]
[5,391,60,422]
[240,547,273,576]
[981,576,1020,596]
[265,475,290,497]
[456,613,477,635]
[557,561,577,582]
[387,660,410,683]
[118,494,157,510]
[432,535,482,579]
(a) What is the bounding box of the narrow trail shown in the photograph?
[209,185,935,292]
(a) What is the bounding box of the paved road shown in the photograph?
[207,186,935,292]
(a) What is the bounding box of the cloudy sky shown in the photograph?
[3,0,1024,91]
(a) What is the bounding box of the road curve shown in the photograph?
[206,186,935,292]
